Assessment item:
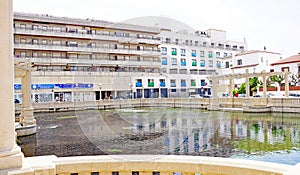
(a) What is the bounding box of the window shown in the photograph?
[20,51,26,57]
[200,60,205,67]
[217,61,221,68]
[208,51,213,58]
[172,58,177,65]
[148,79,154,87]
[191,79,196,86]
[181,80,186,87]
[32,25,38,30]
[224,52,228,58]
[237,59,242,65]
[69,41,78,47]
[20,38,26,44]
[161,47,167,55]
[42,39,47,45]
[191,50,196,57]
[170,79,176,87]
[216,52,220,58]
[261,57,263,62]
[200,50,205,57]
[209,60,213,67]
[171,48,177,55]
[32,39,38,44]
[225,61,230,68]
[162,57,167,65]
[20,24,26,29]
[180,49,186,56]
[42,26,47,30]
[192,59,197,66]
[181,59,186,66]
[161,57,168,65]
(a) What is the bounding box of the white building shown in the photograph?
[217,50,282,96]
[271,52,300,86]
[128,17,247,97]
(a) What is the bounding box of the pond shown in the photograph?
[18,108,300,165]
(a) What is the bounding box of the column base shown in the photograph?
[15,123,36,137]
[0,145,23,170]
[20,108,36,126]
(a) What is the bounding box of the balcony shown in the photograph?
[135,82,142,87]
[171,51,177,55]
[181,62,186,66]
[208,54,213,58]
[201,81,206,86]
[191,82,196,86]
[14,57,161,67]
[200,63,205,67]
[14,43,161,57]
[148,82,154,87]
[191,52,196,57]
[217,63,221,68]
[192,62,197,66]
[14,27,160,45]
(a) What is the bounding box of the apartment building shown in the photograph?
[13,13,248,102]
[125,16,248,97]
[13,12,162,102]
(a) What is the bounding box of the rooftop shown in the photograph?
[271,53,300,66]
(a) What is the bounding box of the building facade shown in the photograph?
[13,13,248,102]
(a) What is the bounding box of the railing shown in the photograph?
[14,43,161,57]
[9,155,293,175]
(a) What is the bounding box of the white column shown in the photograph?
[284,69,289,97]
[158,86,161,98]
[20,62,36,126]
[229,78,233,97]
[142,86,145,98]
[245,69,250,98]
[262,71,267,97]
[0,0,23,169]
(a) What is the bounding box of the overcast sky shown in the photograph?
[13,0,300,58]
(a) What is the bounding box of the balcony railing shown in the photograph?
[181,82,187,87]
[171,51,177,55]
[181,62,186,66]
[14,42,160,57]
[200,63,205,67]
[14,27,160,44]
[192,62,197,66]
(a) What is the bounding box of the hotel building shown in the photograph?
[13,13,247,103]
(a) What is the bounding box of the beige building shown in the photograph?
[13,12,161,102]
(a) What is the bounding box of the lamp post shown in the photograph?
[98,83,102,101]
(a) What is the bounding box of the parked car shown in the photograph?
[238,94,246,98]
[14,99,20,104]
[189,94,202,98]
[289,93,300,97]
[253,94,263,98]
[202,95,212,98]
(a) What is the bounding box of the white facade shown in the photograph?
[217,50,282,96]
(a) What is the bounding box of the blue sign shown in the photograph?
[14,83,93,90]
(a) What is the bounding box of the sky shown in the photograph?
[13,0,300,58]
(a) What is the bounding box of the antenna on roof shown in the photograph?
[264,46,266,51]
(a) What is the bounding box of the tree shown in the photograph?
[249,77,262,96]
[237,83,246,94]
[270,75,284,86]
[289,73,300,86]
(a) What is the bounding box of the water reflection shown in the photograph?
[76,109,300,158]
[19,109,300,164]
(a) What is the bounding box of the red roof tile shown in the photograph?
[271,53,300,66]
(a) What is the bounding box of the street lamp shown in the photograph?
[98,83,102,101]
